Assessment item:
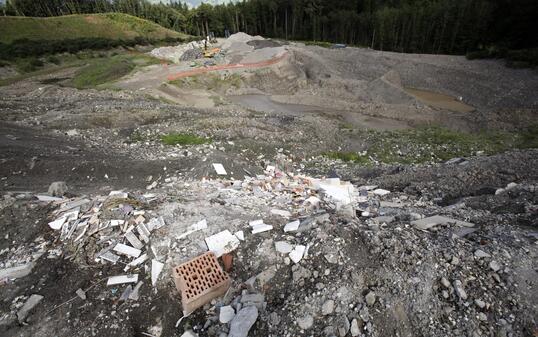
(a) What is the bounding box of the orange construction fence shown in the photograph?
[167,52,289,81]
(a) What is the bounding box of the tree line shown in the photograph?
[2,0,537,56]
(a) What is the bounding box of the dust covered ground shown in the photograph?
[0,34,537,337]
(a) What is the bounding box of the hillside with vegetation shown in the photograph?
[0,13,187,44]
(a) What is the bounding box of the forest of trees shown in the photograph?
[1,0,537,56]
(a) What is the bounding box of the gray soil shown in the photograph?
[0,41,537,337]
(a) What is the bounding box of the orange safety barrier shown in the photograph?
[167,52,288,81]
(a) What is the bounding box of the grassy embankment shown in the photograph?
[324,125,538,165]
[0,13,192,86]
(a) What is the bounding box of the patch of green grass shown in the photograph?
[160,133,212,146]
[14,57,44,73]
[339,123,353,131]
[516,124,538,149]
[323,152,372,165]
[70,53,159,89]
[303,40,333,48]
[322,126,534,166]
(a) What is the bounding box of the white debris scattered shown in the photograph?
[271,209,291,218]
[289,245,306,263]
[48,217,66,230]
[251,223,273,234]
[151,260,164,287]
[178,219,208,240]
[0,262,34,280]
[373,188,391,196]
[113,243,142,258]
[275,241,293,254]
[205,230,240,257]
[284,220,300,232]
[234,230,245,241]
[109,191,128,198]
[412,215,475,230]
[213,163,227,175]
[36,195,63,202]
[107,274,139,286]
[249,219,264,227]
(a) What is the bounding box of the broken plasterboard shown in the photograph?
[151,260,164,287]
[213,163,227,175]
[251,223,273,234]
[107,274,139,286]
[205,230,240,257]
[113,243,142,258]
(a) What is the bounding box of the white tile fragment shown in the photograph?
[213,163,227,175]
[248,219,264,227]
[125,231,144,250]
[283,220,300,232]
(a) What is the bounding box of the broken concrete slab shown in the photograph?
[220,305,235,323]
[205,230,240,257]
[0,262,34,280]
[229,306,259,337]
[48,181,68,197]
[412,215,474,230]
[17,294,44,323]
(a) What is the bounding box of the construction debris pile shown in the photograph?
[1,154,536,337]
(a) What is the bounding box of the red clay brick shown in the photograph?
[173,252,231,314]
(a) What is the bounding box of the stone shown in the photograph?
[453,280,467,300]
[474,249,491,259]
[489,260,501,272]
[475,299,486,309]
[220,305,235,324]
[275,241,293,254]
[440,277,451,288]
[181,330,198,337]
[337,316,350,337]
[350,318,360,336]
[297,314,314,330]
[478,312,488,321]
[228,306,258,337]
[322,299,335,315]
[365,291,376,306]
[450,256,460,265]
[48,181,68,197]
[359,306,369,322]
[17,294,44,323]
[76,288,86,300]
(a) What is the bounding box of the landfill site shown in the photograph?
[0,33,537,337]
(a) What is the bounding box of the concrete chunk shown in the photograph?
[412,215,474,230]
[17,294,43,323]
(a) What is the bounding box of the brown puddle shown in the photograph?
[405,87,475,113]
